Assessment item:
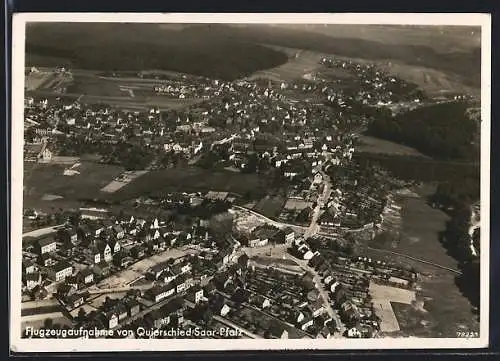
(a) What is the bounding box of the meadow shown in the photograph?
[108,166,271,202]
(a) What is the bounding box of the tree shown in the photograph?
[43,318,54,329]
[77,307,87,322]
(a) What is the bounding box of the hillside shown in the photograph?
[367,102,479,161]
[25,23,289,80]
[25,23,481,86]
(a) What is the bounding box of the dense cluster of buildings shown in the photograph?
[22,56,432,339]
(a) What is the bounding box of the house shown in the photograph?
[340,301,360,324]
[93,262,111,278]
[57,284,77,298]
[25,272,42,290]
[320,325,332,339]
[145,240,159,254]
[203,283,217,296]
[213,252,230,268]
[191,285,204,304]
[89,223,104,237]
[299,316,314,331]
[109,238,121,254]
[78,268,94,285]
[282,227,295,245]
[248,237,268,248]
[147,261,171,280]
[35,237,57,255]
[312,172,323,185]
[290,309,305,324]
[145,309,170,329]
[302,250,315,260]
[124,298,141,317]
[97,242,113,262]
[59,228,79,246]
[130,245,146,259]
[267,323,289,339]
[48,261,73,282]
[113,302,129,322]
[113,252,134,268]
[145,283,176,303]
[213,300,231,317]
[38,145,53,163]
[324,275,334,285]
[347,326,362,338]
[66,275,80,290]
[251,294,271,309]
[329,281,340,293]
[159,299,185,326]
[157,238,167,250]
[22,259,36,275]
[31,285,48,300]
[180,262,192,274]
[309,299,325,317]
[86,246,101,264]
[112,225,125,240]
[174,274,192,293]
[66,293,85,309]
[162,269,177,284]
[102,311,119,329]
[77,224,93,243]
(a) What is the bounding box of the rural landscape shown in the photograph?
[19,22,482,342]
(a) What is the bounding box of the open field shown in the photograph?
[369,283,416,333]
[356,135,427,157]
[25,71,55,91]
[100,170,149,193]
[26,23,480,95]
[253,195,286,218]
[376,60,480,98]
[370,283,416,304]
[28,89,204,111]
[263,25,481,54]
[245,48,324,82]
[109,167,270,201]
[67,75,127,97]
[23,161,124,208]
[363,184,479,337]
[367,185,456,271]
[248,43,478,96]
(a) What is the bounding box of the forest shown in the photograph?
[367,101,479,161]
[25,23,288,81]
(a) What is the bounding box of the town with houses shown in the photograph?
[20,42,478,341]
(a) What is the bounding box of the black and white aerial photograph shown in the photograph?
[10,13,490,352]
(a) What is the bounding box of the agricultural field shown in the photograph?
[67,75,126,97]
[109,167,271,202]
[356,135,427,157]
[362,184,479,337]
[253,195,286,218]
[369,282,416,333]
[23,161,124,209]
[24,71,55,91]
[245,47,325,82]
